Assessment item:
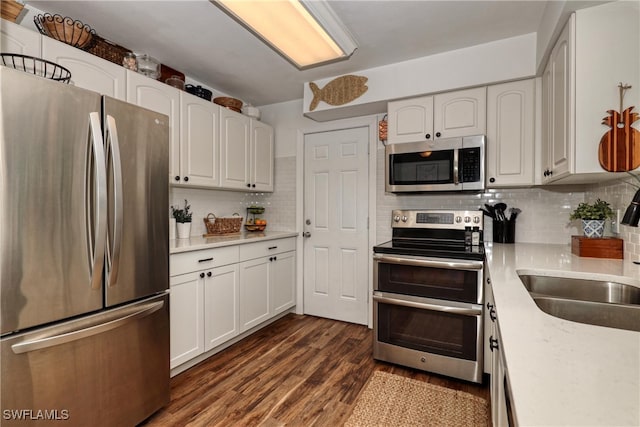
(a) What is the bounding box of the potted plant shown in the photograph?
[569,199,614,238]
[172,199,193,239]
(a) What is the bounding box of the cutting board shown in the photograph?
[598,107,640,172]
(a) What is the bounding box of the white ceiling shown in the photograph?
[25,1,584,107]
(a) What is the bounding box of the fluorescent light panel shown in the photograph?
[214,0,357,69]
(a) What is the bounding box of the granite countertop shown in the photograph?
[485,242,640,427]
[170,231,299,254]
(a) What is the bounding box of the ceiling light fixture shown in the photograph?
[212,0,357,70]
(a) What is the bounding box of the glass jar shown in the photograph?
[165,75,185,90]
[135,54,160,79]
[122,52,137,71]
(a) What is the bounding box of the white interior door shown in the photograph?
[303,127,369,325]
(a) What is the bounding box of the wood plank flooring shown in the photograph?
[141,314,489,426]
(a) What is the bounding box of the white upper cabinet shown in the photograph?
[1,18,40,57]
[220,108,274,192]
[42,37,126,100]
[542,1,639,184]
[220,107,251,190]
[178,93,220,188]
[387,95,434,143]
[126,70,180,181]
[387,87,486,143]
[486,79,535,187]
[251,120,274,192]
[433,87,486,139]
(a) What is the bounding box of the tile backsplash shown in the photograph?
[170,156,296,237]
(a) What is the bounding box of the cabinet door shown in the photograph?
[433,87,486,139]
[549,15,574,181]
[169,272,204,369]
[541,60,553,183]
[387,96,434,143]
[220,108,250,190]
[1,18,41,57]
[270,251,295,315]
[179,93,220,188]
[126,70,180,182]
[42,37,126,99]
[486,79,535,187]
[204,264,239,351]
[251,120,274,192]
[239,257,270,332]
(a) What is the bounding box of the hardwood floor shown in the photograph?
[142,314,489,426]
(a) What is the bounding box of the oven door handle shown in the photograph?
[373,254,483,271]
[373,292,482,316]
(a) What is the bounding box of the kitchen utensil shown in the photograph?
[186,84,212,101]
[484,204,496,218]
[480,208,494,218]
[135,54,160,79]
[495,203,507,221]
[598,83,639,172]
[509,208,521,221]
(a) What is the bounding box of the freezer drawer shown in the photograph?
[1,294,169,426]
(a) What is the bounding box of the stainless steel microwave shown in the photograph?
[385,135,485,192]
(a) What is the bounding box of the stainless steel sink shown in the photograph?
[519,274,640,332]
[532,296,640,332]
[519,274,640,305]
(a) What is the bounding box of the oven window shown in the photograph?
[390,150,454,185]
[377,262,479,303]
[377,302,478,360]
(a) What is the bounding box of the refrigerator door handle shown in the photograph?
[10,300,165,354]
[105,115,123,288]
[88,112,107,290]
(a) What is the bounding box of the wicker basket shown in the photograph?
[86,35,132,65]
[203,213,242,236]
[214,97,243,113]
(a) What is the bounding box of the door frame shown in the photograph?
[294,115,379,328]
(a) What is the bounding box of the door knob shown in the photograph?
[303,232,311,238]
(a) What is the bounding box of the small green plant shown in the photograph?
[569,199,614,220]
[172,199,192,223]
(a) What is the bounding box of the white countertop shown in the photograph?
[485,242,640,427]
[170,231,298,254]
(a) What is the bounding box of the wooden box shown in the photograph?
[571,236,623,259]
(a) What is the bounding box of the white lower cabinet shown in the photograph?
[170,237,295,370]
[170,271,204,369]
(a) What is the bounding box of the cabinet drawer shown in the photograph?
[170,246,240,276]
[240,237,296,261]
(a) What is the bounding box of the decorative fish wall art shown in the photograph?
[598,83,640,172]
[309,75,368,111]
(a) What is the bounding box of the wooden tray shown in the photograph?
[571,236,623,259]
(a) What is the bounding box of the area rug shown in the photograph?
[345,371,489,427]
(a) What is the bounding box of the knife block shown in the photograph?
[571,236,623,259]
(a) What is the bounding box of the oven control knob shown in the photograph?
[455,216,462,223]
[473,216,480,224]
[394,215,401,223]
[464,216,471,223]
[401,215,408,222]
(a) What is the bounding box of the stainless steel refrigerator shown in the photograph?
[0,66,169,426]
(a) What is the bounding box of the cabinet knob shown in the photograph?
[274,256,277,261]
[435,132,441,138]
[489,308,497,322]
[425,133,431,140]
[207,271,212,277]
[486,302,494,310]
[200,272,205,278]
[183,176,189,182]
[543,169,549,177]
[246,183,251,188]
[174,176,180,181]
[269,257,273,262]
[489,177,495,183]
[487,277,491,285]
[549,170,553,176]
[252,184,256,188]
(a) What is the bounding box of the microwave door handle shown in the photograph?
[453,148,459,185]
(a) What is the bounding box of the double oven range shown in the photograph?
[373,210,485,383]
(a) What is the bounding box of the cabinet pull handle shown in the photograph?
[198,257,213,263]
[489,336,499,351]
[490,308,497,322]
[486,302,494,310]
[268,246,277,250]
